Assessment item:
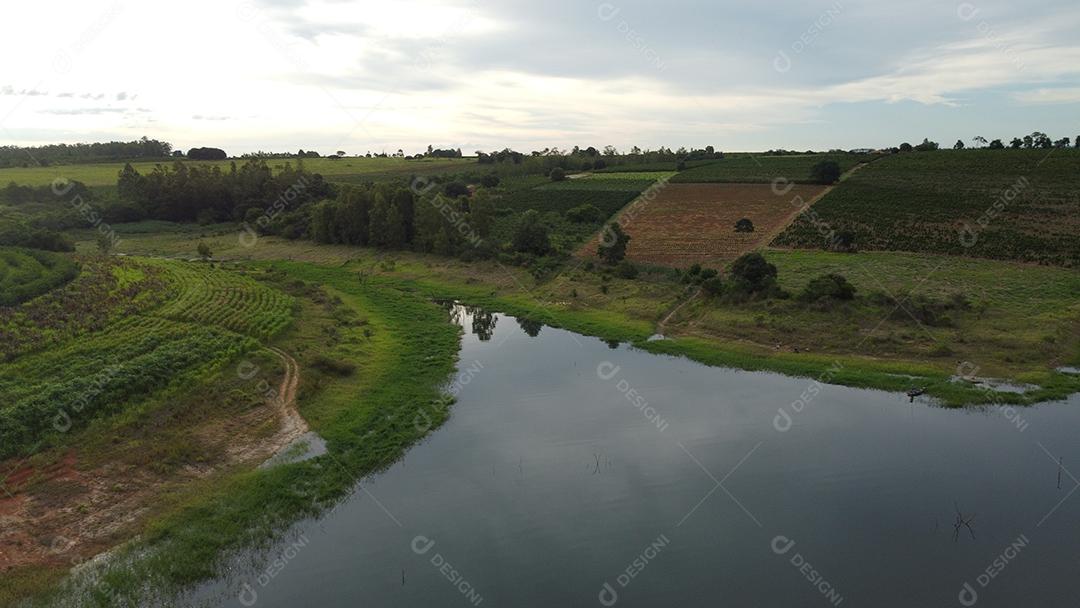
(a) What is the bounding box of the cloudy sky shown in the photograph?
[2,0,1079,154]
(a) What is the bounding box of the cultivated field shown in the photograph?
[0,156,473,187]
[772,149,1080,266]
[0,247,80,306]
[670,153,869,184]
[581,183,828,266]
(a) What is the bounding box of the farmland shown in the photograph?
[0,247,80,306]
[670,153,870,184]
[772,149,1080,266]
[579,183,829,266]
[0,257,295,459]
[0,156,474,188]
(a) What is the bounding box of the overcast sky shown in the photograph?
[3,0,1079,154]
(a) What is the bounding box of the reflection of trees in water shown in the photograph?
[605,339,620,349]
[439,300,464,327]
[466,306,497,341]
[517,318,543,338]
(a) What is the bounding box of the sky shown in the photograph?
[2,0,1079,155]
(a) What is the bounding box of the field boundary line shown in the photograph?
[761,161,869,251]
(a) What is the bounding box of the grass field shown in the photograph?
[578,183,829,266]
[0,156,475,187]
[772,149,1080,266]
[671,153,870,184]
[0,247,80,306]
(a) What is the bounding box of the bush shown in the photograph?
[701,276,724,295]
[444,181,470,197]
[549,168,566,182]
[566,203,603,223]
[479,174,501,188]
[597,222,630,264]
[615,260,638,279]
[511,210,552,255]
[729,252,777,292]
[734,218,754,233]
[312,354,356,376]
[799,273,856,302]
[810,160,841,184]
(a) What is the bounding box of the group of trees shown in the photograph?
[186,147,228,160]
[310,183,498,258]
[0,137,173,168]
[903,132,1078,152]
[116,159,332,225]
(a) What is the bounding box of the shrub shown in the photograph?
[701,276,724,295]
[734,218,755,233]
[480,174,501,188]
[549,167,566,182]
[615,260,638,279]
[810,160,842,184]
[444,181,470,197]
[799,273,856,302]
[312,354,356,376]
[729,252,777,292]
[511,210,552,255]
[566,203,603,223]
[597,222,630,264]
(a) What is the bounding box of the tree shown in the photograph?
[1076,136,1080,149]
[972,136,988,148]
[729,252,777,293]
[1010,138,1023,149]
[1022,135,1034,148]
[734,218,755,233]
[187,147,227,160]
[197,241,212,260]
[914,138,939,151]
[988,139,1004,149]
[899,142,913,152]
[597,222,630,264]
[799,273,856,302]
[1054,137,1071,148]
[566,204,603,223]
[511,210,552,255]
[810,160,841,184]
[96,233,114,256]
[444,181,469,197]
[953,139,966,150]
[549,167,566,182]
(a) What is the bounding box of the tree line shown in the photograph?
[0,137,173,168]
[116,159,331,224]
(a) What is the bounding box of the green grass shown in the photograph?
[0,156,476,187]
[671,153,869,184]
[772,149,1080,266]
[0,247,80,306]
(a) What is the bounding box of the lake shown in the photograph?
[190,305,1080,607]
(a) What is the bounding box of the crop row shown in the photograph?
[0,317,255,460]
[771,150,1080,266]
[147,260,296,339]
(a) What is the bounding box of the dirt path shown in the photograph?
[761,161,870,250]
[656,287,701,336]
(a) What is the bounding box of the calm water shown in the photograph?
[191,306,1080,607]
